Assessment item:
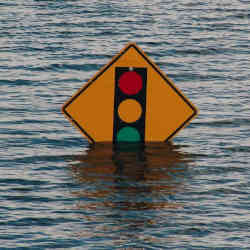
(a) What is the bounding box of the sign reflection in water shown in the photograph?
[69,143,193,242]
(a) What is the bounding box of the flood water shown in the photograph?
[1,0,250,249]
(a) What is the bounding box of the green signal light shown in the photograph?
[117,126,141,142]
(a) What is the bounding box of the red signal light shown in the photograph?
[118,71,143,95]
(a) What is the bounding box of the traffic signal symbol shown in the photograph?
[113,67,147,143]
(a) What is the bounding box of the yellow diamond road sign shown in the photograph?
[62,43,198,143]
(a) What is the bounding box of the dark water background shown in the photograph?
[1,0,250,249]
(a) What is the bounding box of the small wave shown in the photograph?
[225,145,250,153]
[195,118,250,128]
[28,63,101,72]
[0,79,40,86]
[0,178,48,186]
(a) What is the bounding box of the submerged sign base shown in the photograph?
[62,43,198,143]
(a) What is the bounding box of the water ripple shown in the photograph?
[1,0,250,248]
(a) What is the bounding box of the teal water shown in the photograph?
[1,0,250,249]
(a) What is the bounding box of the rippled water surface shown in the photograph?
[1,0,250,249]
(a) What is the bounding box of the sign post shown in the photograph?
[62,43,198,143]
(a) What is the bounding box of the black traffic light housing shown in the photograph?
[113,67,147,144]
